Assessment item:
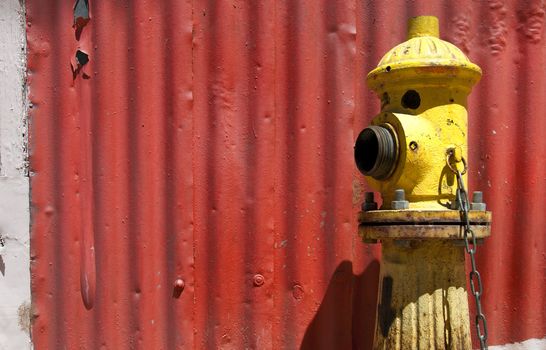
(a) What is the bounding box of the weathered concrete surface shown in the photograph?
[0,178,31,349]
[0,0,27,177]
[490,337,546,350]
[0,0,31,349]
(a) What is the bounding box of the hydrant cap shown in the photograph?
[367,16,482,92]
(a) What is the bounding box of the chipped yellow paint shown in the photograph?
[368,16,481,95]
[374,240,472,349]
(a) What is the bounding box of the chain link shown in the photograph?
[448,150,488,350]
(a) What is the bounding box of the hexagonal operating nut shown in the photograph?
[391,200,409,210]
[362,202,378,211]
[471,202,486,211]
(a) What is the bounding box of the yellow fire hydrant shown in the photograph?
[355,16,491,349]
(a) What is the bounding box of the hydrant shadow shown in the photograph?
[300,259,380,350]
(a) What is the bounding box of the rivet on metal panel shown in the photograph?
[44,205,54,216]
[292,284,304,300]
[172,279,185,298]
[253,274,265,287]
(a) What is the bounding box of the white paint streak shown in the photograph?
[0,0,31,349]
[489,337,546,350]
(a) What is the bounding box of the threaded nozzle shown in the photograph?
[354,125,398,180]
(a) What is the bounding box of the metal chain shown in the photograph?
[448,150,488,349]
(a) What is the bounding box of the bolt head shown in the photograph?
[394,189,406,201]
[361,201,378,211]
[391,200,409,210]
[172,278,185,298]
[174,278,185,290]
[471,191,486,210]
[472,191,484,203]
[471,202,486,211]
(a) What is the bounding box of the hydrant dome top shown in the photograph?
[367,16,482,92]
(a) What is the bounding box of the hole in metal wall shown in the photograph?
[75,50,89,66]
[73,0,90,40]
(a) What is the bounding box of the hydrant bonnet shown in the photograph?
[367,16,482,93]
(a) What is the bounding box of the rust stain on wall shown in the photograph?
[17,302,31,335]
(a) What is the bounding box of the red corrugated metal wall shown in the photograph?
[27,1,546,349]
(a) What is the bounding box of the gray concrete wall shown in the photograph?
[0,0,31,348]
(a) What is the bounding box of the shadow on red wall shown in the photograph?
[300,259,380,350]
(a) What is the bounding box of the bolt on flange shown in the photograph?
[471,191,486,211]
[362,192,378,211]
[391,189,409,209]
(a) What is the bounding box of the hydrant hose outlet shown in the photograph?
[354,125,398,180]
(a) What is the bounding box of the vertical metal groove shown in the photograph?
[125,2,141,346]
